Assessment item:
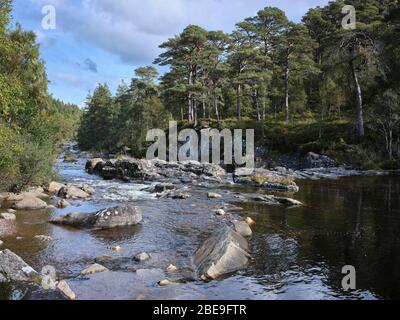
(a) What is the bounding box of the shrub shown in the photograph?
[380,160,400,170]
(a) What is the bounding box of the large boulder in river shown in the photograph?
[87,158,226,181]
[85,158,104,174]
[11,195,48,210]
[50,205,142,230]
[0,249,38,282]
[58,185,90,199]
[194,226,251,280]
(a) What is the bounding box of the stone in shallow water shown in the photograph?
[166,264,178,273]
[207,192,222,199]
[194,226,251,280]
[215,209,225,216]
[58,186,90,199]
[233,220,253,238]
[81,263,109,276]
[50,205,142,230]
[57,280,76,300]
[245,217,255,226]
[135,252,150,262]
[57,199,70,209]
[11,196,47,210]
[159,279,173,287]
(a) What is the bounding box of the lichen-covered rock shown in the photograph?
[50,206,142,230]
[0,249,38,282]
[194,226,251,280]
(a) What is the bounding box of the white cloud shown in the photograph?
[32,0,329,64]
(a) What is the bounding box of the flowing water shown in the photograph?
[1,153,400,300]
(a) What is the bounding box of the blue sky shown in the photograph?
[12,0,330,106]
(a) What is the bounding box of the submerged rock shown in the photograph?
[0,249,38,282]
[253,195,303,206]
[50,206,142,230]
[34,235,53,242]
[194,226,251,280]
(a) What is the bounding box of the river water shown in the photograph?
[1,153,399,300]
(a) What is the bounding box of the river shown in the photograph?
[1,151,399,300]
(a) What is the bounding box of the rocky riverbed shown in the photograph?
[1,146,398,300]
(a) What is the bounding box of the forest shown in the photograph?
[78,0,400,169]
[0,0,81,192]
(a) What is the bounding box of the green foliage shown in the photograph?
[78,68,172,156]
[0,1,81,191]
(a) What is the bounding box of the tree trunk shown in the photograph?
[350,60,365,137]
[236,84,241,120]
[253,89,261,121]
[188,70,193,123]
[284,60,290,124]
[214,94,220,122]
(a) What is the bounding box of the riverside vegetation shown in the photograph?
[0,1,81,192]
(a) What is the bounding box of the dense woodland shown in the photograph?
[79,0,400,169]
[2,0,400,193]
[0,0,81,191]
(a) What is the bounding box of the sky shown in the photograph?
[12,0,330,106]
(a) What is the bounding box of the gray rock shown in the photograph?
[57,280,76,300]
[233,220,253,237]
[0,249,38,282]
[11,196,47,210]
[50,205,142,230]
[81,263,109,276]
[87,158,226,181]
[194,226,251,280]
[58,186,90,199]
[0,240,3,247]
